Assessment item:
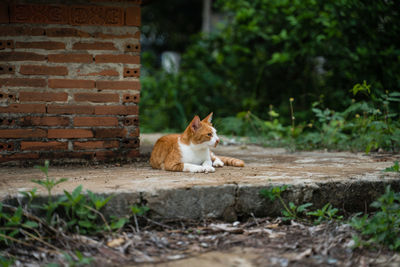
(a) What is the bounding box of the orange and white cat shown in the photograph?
[150,113,244,173]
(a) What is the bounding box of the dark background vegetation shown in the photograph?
[140,0,400,152]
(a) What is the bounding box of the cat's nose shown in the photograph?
[214,138,220,147]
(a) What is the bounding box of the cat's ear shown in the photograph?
[190,115,201,132]
[202,112,213,123]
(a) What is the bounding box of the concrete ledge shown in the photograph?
[1,142,399,220]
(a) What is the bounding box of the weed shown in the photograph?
[63,251,93,267]
[350,185,400,251]
[307,203,343,225]
[32,160,68,200]
[131,205,150,232]
[260,186,312,222]
[0,203,39,246]
[260,186,342,224]
[0,255,14,267]
[1,161,152,265]
[384,161,399,173]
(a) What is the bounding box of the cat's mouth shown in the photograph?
[214,139,220,147]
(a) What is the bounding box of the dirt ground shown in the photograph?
[6,217,400,267]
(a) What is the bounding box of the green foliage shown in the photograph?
[260,186,342,224]
[350,186,400,251]
[260,186,312,221]
[131,205,150,216]
[215,83,399,153]
[1,161,150,253]
[62,251,93,267]
[141,0,400,133]
[307,203,343,225]
[130,205,150,232]
[299,85,400,153]
[0,255,14,267]
[384,161,400,173]
[32,160,68,199]
[216,110,289,144]
[0,202,42,246]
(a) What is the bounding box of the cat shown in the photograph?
[150,112,245,173]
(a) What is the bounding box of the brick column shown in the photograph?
[0,0,141,163]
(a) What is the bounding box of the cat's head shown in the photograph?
[183,112,220,148]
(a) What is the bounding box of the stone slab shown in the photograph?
[0,134,399,220]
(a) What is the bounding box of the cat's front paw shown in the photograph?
[184,164,206,173]
[212,157,224,167]
[203,165,215,173]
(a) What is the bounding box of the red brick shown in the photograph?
[48,54,92,63]
[73,42,117,50]
[0,52,46,61]
[74,93,119,103]
[93,151,117,161]
[94,32,137,39]
[10,4,69,24]
[96,80,140,90]
[21,116,70,126]
[73,116,118,126]
[0,91,16,101]
[0,104,46,113]
[94,128,127,138]
[121,138,139,148]
[122,93,140,103]
[122,117,139,126]
[78,69,119,77]
[0,26,45,37]
[125,6,141,26]
[19,92,68,102]
[95,105,138,115]
[86,0,142,3]
[46,28,91,38]
[21,141,67,151]
[73,140,119,150]
[0,142,14,151]
[37,151,95,161]
[0,117,15,126]
[126,149,140,158]
[47,105,95,115]
[70,6,124,26]
[95,54,139,64]
[0,3,9,24]
[0,153,39,163]
[0,40,14,49]
[0,129,46,138]
[0,65,15,75]
[0,78,46,88]
[123,68,140,78]
[134,31,140,39]
[20,65,68,76]
[130,127,140,137]
[15,41,65,50]
[48,129,93,139]
[124,43,140,52]
[49,79,95,89]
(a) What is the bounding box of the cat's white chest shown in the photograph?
[179,141,209,165]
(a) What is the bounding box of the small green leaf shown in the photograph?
[78,220,92,228]
[22,221,39,228]
[110,218,128,230]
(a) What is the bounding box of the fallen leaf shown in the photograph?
[107,237,125,248]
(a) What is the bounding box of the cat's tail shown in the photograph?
[217,156,245,167]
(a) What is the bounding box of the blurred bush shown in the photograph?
[140,0,400,137]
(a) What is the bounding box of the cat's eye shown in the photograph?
[207,133,212,137]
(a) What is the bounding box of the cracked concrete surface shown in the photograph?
[1,134,399,220]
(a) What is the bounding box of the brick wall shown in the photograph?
[0,0,141,163]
